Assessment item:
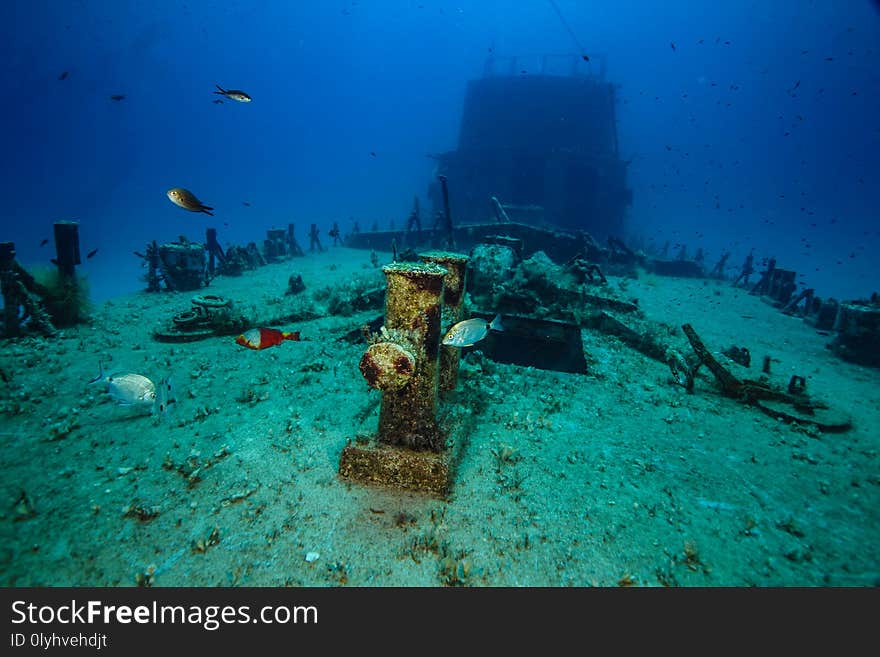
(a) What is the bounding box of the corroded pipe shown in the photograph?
[419,251,469,392]
[53,221,81,281]
[437,175,454,250]
[0,242,20,336]
[370,262,448,450]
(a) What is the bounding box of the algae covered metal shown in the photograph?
[341,260,469,497]
[419,251,469,392]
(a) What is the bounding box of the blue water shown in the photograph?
[1,0,878,302]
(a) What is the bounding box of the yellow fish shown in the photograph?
[167,187,214,216]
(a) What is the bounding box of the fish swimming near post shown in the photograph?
[442,314,503,348]
[89,361,176,415]
[213,84,252,103]
[167,187,214,216]
[39,239,49,247]
[86,248,99,259]
[235,327,301,350]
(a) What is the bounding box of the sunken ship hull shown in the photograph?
[346,55,632,257]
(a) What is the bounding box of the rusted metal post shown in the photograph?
[373,262,447,449]
[53,221,81,281]
[419,251,469,392]
[205,228,225,277]
[340,261,471,496]
[437,175,455,250]
[0,242,20,336]
[287,223,304,256]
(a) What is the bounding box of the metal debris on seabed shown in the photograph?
[219,487,257,507]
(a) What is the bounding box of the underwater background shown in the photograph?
[1,0,878,302]
[0,1,879,588]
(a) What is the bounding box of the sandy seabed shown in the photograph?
[1,247,878,587]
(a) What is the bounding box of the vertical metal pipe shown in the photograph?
[377,262,448,450]
[437,175,454,250]
[0,242,20,336]
[206,228,218,276]
[419,251,469,392]
[53,221,80,281]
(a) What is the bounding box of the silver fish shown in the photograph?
[442,314,503,348]
[214,84,252,102]
[89,361,175,414]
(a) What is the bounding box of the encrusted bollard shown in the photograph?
[340,262,468,496]
[373,262,447,450]
[419,251,469,392]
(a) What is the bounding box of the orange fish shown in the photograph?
[235,327,301,350]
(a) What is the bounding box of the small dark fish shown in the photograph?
[670,42,676,51]
[50,258,58,265]
[39,239,49,247]
[58,71,69,81]
[370,151,377,157]
[110,94,125,101]
[214,84,251,102]
[581,54,590,62]
[87,248,99,259]
[213,99,224,104]
[242,201,251,207]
